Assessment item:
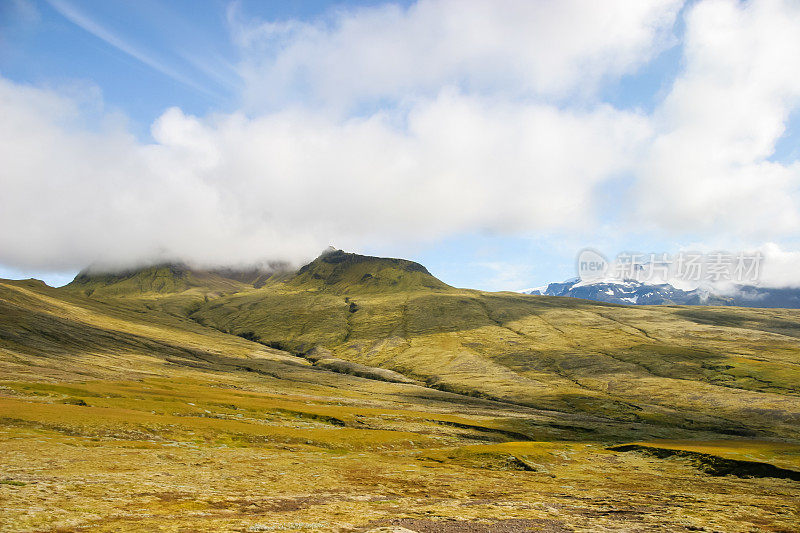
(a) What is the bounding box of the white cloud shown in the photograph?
[634,0,800,237]
[233,0,682,111]
[4,0,800,285]
[0,78,647,270]
[754,243,800,288]
[670,243,800,290]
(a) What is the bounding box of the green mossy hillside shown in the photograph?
[288,249,451,293]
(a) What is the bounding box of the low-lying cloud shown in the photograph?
[0,80,648,270]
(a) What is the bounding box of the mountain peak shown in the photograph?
[68,263,193,297]
[321,245,339,256]
[291,250,448,293]
[66,262,289,298]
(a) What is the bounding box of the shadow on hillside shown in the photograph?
[675,308,800,338]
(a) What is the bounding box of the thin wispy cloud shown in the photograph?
[46,0,220,99]
[178,50,241,93]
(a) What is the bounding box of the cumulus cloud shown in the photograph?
[751,243,800,288]
[0,78,648,270]
[635,0,800,236]
[2,0,800,279]
[673,243,800,290]
[233,0,681,111]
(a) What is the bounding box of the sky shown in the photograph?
[1,0,800,290]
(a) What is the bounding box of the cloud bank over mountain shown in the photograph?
[2,0,800,275]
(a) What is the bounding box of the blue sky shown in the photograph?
[2,0,800,290]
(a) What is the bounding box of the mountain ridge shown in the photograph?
[62,248,451,301]
[522,278,800,308]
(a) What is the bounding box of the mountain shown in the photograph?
[289,248,450,293]
[521,278,734,305]
[67,262,290,297]
[65,249,444,299]
[17,249,798,441]
[729,285,800,308]
[2,250,800,530]
[64,261,292,315]
[523,278,800,308]
[183,251,800,441]
[45,250,800,439]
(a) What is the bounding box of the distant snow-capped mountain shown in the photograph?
[520,279,800,308]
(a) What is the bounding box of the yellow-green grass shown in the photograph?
[6,262,800,440]
[2,427,798,532]
[0,377,540,449]
[190,284,800,440]
[614,439,800,471]
[2,377,799,532]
